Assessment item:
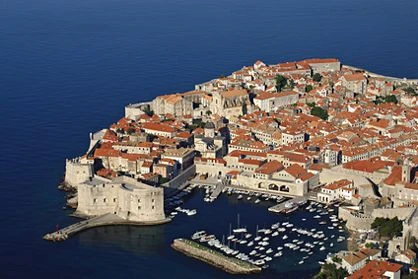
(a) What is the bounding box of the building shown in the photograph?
[347,260,402,279]
[318,179,354,204]
[76,175,166,223]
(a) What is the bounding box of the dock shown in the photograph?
[43,213,171,242]
[172,238,261,274]
[268,196,307,213]
[210,183,225,200]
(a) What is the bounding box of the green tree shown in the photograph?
[306,85,314,92]
[311,106,329,120]
[315,263,348,279]
[371,217,403,238]
[275,75,288,91]
[313,73,322,82]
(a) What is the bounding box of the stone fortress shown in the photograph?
[64,156,167,224]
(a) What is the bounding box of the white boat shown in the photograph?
[272,231,279,237]
[282,235,288,240]
[237,195,243,200]
[233,228,247,233]
[249,250,257,256]
[298,260,304,264]
[255,199,260,204]
[319,246,326,251]
[245,233,252,239]
[274,252,283,257]
[191,231,206,240]
[277,246,283,250]
[247,241,254,247]
[187,209,197,216]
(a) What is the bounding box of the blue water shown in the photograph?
[1,0,417,277]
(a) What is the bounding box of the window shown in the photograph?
[93,198,97,203]
[113,198,117,203]
[152,199,155,203]
[138,206,141,210]
[152,206,155,210]
[104,198,107,203]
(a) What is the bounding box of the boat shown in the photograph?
[266,248,273,254]
[281,201,298,214]
[191,231,206,240]
[319,246,326,251]
[254,199,260,204]
[282,235,288,240]
[298,260,304,264]
[237,195,243,200]
[187,209,197,216]
[247,241,254,247]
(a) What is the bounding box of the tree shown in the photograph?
[315,263,348,279]
[311,106,329,120]
[371,217,403,238]
[313,73,322,82]
[275,75,288,91]
[206,110,212,116]
[404,87,417,96]
[306,85,314,92]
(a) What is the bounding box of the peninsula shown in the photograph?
[46,57,418,277]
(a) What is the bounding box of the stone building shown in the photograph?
[77,175,166,223]
[210,89,250,118]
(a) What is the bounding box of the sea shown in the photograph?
[0,0,417,278]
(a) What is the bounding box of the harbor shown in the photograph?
[168,185,347,275]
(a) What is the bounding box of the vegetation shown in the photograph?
[404,87,417,96]
[313,73,322,82]
[307,102,316,108]
[365,242,379,249]
[332,256,342,264]
[315,263,348,279]
[306,84,314,92]
[374,94,398,104]
[186,119,206,131]
[402,273,418,279]
[371,217,403,238]
[310,106,329,120]
[275,75,288,91]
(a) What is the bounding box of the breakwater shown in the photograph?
[43,213,171,242]
[171,239,261,274]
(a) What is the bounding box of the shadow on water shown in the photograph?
[77,225,166,256]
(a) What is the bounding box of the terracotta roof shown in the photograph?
[255,160,284,175]
[143,122,176,133]
[348,260,402,279]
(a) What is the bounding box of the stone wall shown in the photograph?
[171,239,261,274]
[163,164,196,189]
[372,207,415,220]
[338,207,374,231]
[64,158,93,188]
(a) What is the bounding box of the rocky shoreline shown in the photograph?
[171,238,261,274]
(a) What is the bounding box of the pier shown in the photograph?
[268,196,307,213]
[43,213,171,242]
[210,183,225,200]
[171,238,261,274]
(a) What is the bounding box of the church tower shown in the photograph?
[402,158,411,183]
